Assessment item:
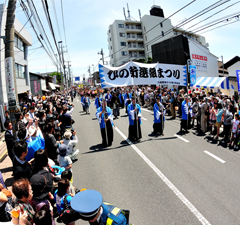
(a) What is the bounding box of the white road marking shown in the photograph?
[114,127,211,225]
[142,117,147,121]
[141,108,152,113]
[174,134,190,143]
[204,151,226,164]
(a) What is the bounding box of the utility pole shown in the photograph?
[62,46,67,89]
[66,61,71,87]
[5,0,19,136]
[58,41,64,89]
[98,48,104,65]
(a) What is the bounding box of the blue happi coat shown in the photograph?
[124,93,132,106]
[81,96,90,107]
[182,100,190,120]
[96,106,114,129]
[94,96,102,108]
[127,103,142,125]
[154,102,165,123]
[105,94,112,103]
[119,94,123,105]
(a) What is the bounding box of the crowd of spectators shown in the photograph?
[1,89,81,225]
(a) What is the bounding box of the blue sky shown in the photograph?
[1,0,240,78]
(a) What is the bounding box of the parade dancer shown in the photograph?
[111,92,120,119]
[96,100,114,147]
[94,93,102,109]
[124,89,132,114]
[128,96,142,143]
[153,97,165,135]
[105,91,112,107]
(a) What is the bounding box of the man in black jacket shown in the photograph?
[4,121,16,163]
[13,140,32,180]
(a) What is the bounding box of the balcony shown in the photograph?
[129,53,145,59]
[126,25,142,33]
[127,34,143,41]
[128,44,144,51]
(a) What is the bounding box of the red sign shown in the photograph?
[192,54,207,61]
[33,81,38,94]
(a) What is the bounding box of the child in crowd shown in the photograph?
[58,144,73,182]
[230,114,239,148]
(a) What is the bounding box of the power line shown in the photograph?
[200,17,240,34]
[185,0,240,31]
[60,0,68,47]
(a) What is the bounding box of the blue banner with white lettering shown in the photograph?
[98,61,187,88]
[236,70,240,94]
[190,65,196,87]
[75,77,80,81]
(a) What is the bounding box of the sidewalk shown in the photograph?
[0,133,13,191]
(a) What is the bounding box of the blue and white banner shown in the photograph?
[190,65,196,87]
[99,61,187,88]
[236,70,240,94]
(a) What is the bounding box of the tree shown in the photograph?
[49,72,62,83]
[135,57,153,64]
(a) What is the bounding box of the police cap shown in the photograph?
[71,190,102,221]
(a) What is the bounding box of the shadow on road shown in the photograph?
[83,142,130,154]
[92,118,97,120]
[0,166,12,174]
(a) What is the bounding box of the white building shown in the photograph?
[0,4,32,107]
[107,5,207,67]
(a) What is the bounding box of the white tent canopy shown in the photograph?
[195,77,234,90]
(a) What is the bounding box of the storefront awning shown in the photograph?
[42,89,50,92]
[54,84,61,88]
[195,77,234,89]
[48,82,56,90]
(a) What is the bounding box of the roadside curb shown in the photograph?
[0,149,8,163]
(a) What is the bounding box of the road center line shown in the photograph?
[174,134,190,143]
[204,151,226,164]
[114,127,210,225]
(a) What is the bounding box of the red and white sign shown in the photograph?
[192,54,208,72]
[192,54,207,61]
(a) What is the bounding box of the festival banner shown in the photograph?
[99,61,187,88]
[190,65,196,87]
[75,77,80,81]
[236,70,240,95]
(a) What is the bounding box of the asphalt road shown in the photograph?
[59,98,240,225]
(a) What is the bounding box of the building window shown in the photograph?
[162,31,164,37]
[146,45,148,51]
[14,35,24,51]
[136,25,141,29]
[109,29,111,33]
[121,51,127,56]
[119,33,125,37]
[118,24,124,28]
[15,63,25,78]
[145,35,147,41]
[111,55,113,59]
[120,42,126,46]
[111,46,112,50]
[110,38,111,41]
[144,26,146,32]
[112,64,114,67]
[160,22,163,28]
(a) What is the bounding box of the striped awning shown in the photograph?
[195,77,234,89]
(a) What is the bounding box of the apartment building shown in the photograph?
[0,4,32,125]
[107,5,207,67]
